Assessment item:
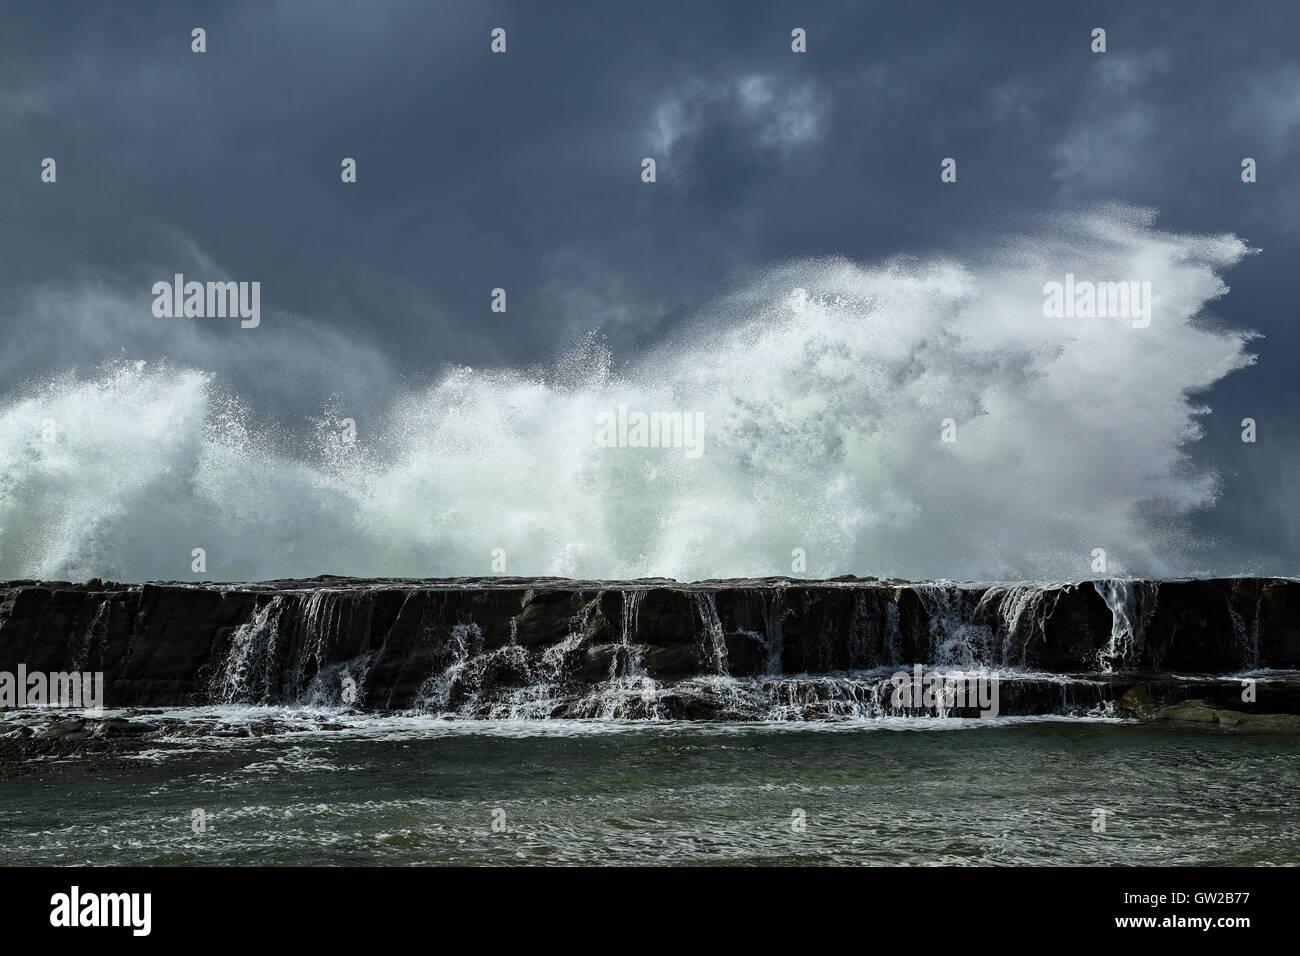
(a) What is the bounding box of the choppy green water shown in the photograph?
[1,719,1297,865]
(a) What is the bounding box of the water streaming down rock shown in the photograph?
[974,584,1067,667]
[414,622,486,713]
[1092,579,1160,672]
[207,590,383,706]
[68,596,112,674]
[2,575,1298,721]
[611,590,646,679]
[568,591,655,719]
[912,584,992,667]
[209,595,285,705]
[691,592,730,676]
[1226,587,1265,670]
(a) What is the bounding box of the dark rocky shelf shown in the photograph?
[2,576,1297,720]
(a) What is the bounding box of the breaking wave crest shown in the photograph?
[0,207,1256,581]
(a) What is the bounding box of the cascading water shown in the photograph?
[69,597,112,673]
[171,573,1284,723]
[206,590,381,707]
[414,622,485,713]
[286,591,347,702]
[610,590,646,679]
[585,589,662,719]
[911,583,993,667]
[761,588,785,675]
[691,592,730,676]
[974,584,1065,667]
[493,597,598,719]
[762,676,889,721]
[883,600,902,665]
[1092,579,1159,672]
[210,596,287,705]
[1225,585,1264,670]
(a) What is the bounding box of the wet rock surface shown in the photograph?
[0,576,1296,721]
[1,671,1298,779]
[1146,699,1300,732]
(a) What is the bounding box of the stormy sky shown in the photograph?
[2,0,1298,577]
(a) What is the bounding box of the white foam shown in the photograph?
[0,206,1253,581]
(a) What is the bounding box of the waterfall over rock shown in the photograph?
[2,575,1297,721]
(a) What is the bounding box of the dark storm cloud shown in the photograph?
[1,0,1297,569]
